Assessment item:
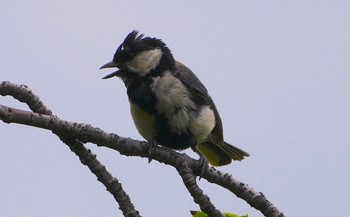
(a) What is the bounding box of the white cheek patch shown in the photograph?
[127,48,163,75]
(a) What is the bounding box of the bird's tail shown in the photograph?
[222,141,250,161]
[198,141,249,166]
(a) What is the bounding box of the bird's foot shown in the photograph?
[147,140,157,163]
[191,145,209,179]
[196,156,209,179]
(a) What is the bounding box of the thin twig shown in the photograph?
[58,134,141,217]
[0,81,52,115]
[204,167,285,217]
[177,165,224,217]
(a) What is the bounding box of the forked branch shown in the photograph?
[0,81,285,217]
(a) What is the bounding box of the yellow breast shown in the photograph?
[130,102,157,141]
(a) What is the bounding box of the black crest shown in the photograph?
[117,30,144,51]
[113,30,175,70]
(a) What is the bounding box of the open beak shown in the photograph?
[100,61,120,70]
[100,61,122,79]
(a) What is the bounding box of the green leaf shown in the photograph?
[190,210,249,217]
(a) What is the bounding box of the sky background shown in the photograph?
[1,1,350,217]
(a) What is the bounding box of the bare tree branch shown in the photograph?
[58,135,141,217]
[203,167,284,217]
[0,81,52,115]
[177,165,224,217]
[0,81,285,217]
[0,81,141,217]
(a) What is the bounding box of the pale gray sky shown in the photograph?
[1,1,349,217]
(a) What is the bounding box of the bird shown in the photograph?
[100,30,249,166]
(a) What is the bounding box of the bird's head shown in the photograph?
[100,30,175,80]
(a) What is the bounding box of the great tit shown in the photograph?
[100,30,249,166]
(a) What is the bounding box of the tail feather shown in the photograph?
[222,141,250,161]
[198,141,249,166]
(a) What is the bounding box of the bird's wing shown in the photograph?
[172,61,250,164]
[172,61,224,144]
[172,61,209,105]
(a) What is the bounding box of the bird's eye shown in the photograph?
[127,52,134,58]
[114,49,135,63]
[121,51,134,62]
